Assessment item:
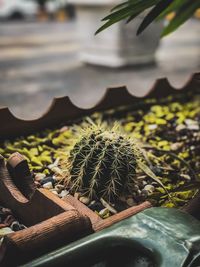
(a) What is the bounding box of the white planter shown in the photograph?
[70,0,162,67]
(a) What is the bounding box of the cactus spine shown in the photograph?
[62,123,156,200]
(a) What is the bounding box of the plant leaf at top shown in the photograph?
[161,0,200,37]
[96,0,160,35]
[157,0,187,20]
[137,0,173,35]
[96,0,200,37]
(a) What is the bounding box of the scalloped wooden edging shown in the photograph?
[0,72,199,140]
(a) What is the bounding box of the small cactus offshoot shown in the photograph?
[61,122,167,201]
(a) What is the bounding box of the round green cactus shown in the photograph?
[61,122,166,201]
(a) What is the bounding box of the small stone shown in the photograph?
[59,126,68,133]
[185,119,198,126]
[100,198,117,214]
[99,208,109,218]
[144,184,155,194]
[79,196,90,205]
[48,158,60,169]
[142,180,147,186]
[55,184,64,193]
[10,221,21,231]
[148,124,157,130]
[74,192,80,199]
[180,174,191,181]
[40,176,56,186]
[34,173,46,182]
[170,142,183,151]
[42,182,53,189]
[11,221,26,231]
[187,124,199,131]
[176,124,186,132]
[190,146,195,151]
[0,227,14,237]
[59,190,69,198]
[126,198,136,207]
[34,181,40,188]
[137,189,142,195]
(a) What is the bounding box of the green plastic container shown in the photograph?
[23,207,200,267]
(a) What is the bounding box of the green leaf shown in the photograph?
[96,0,160,35]
[137,0,173,35]
[95,11,133,35]
[96,0,200,37]
[161,0,200,37]
[126,12,140,23]
[157,0,188,20]
[111,1,130,12]
[102,2,141,21]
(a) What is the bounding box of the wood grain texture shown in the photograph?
[7,152,36,199]
[1,210,92,267]
[0,154,75,226]
[93,201,152,232]
[63,194,102,225]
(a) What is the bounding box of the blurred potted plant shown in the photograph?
[31,0,68,21]
[31,0,49,20]
[68,0,162,67]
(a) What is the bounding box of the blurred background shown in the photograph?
[0,0,199,119]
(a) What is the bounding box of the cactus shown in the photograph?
[61,122,167,201]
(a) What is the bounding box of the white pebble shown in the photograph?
[55,184,64,193]
[35,173,46,182]
[59,190,69,198]
[148,124,157,130]
[79,196,90,205]
[0,227,14,237]
[144,184,155,194]
[48,158,60,169]
[187,124,199,131]
[99,208,109,217]
[43,182,53,189]
[180,174,191,181]
[185,119,198,126]
[100,198,117,214]
[59,126,68,133]
[176,124,186,131]
[170,142,183,151]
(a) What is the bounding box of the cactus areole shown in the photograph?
[63,123,161,201]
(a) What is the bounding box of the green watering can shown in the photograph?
[23,207,200,267]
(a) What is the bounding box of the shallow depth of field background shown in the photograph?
[0,0,199,119]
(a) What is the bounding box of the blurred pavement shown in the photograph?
[0,19,199,119]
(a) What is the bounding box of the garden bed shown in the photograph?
[0,86,199,219]
[0,74,199,265]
